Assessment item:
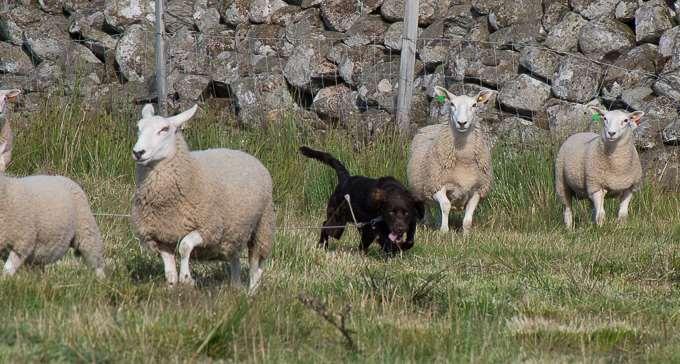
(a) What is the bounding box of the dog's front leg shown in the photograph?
[360,228,376,252]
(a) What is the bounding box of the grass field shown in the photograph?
[1,99,680,363]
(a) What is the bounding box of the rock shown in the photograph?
[519,46,559,82]
[659,26,680,58]
[418,20,453,66]
[245,24,287,56]
[488,22,542,49]
[602,44,658,97]
[635,3,674,44]
[167,28,209,75]
[578,18,635,61]
[209,51,240,85]
[104,0,155,33]
[384,22,405,50]
[284,40,337,93]
[448,43,519,88]
[498,74,551,114]
[193,0,221,33]
[166,0,194,33]
[28,61,63,93]
[249,0,288,24]
[328,44,389,85]
[544,12,587,52]
[115,24,155,82]
[487,0,543,29]
[344,15,388,47]
[271,5,307,26]
[653,69,680,101]
[0,43,33,75]
[615,0,639,22]
[569,0,618,20]
[230,73,296,125]
[636,96,679,149]
[495,117,549,148]
[542,1,570,32]
[547,100,599,138]
[620,86,654,110]
[224,0,250,26]
[662,120,680,145]
[409,92,431,125]
[0,18,23,45]
[68,17,117,61]
[552,56,603,103]
[312,84,358,121]
[320,0,383,32]
[357,60,402,112]
[380,0,449,26]
[22,37,66,64]
[414,70,444,97]
[168,73,210,106]
[199,29,236,57]
[346,109,393,143]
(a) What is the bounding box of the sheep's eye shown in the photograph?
[472,102,478,108]
[159,126,170,134]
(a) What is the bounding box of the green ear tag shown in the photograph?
[436,95,446,104]
[591,113,602,123]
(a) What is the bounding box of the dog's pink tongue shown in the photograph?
[389,233,400,242]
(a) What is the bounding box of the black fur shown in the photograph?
[300,146,424,253]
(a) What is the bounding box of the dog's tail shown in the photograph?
[299,146,350,183]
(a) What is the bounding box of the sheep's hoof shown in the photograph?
[617,216,628,224]
[439,227,450,233]
[179,275,196,286]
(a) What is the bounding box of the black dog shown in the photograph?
[300,146,424,253]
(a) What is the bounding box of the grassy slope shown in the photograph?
[1,101,679,363]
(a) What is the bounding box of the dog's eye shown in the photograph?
[389,211,395,215]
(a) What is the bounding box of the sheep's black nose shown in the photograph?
[132,149,145,160]
[608,131,616,137]
[458,121,467,126]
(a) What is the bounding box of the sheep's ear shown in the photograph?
[141,104,155,118]
[0,121,13,172]
[166,104,198,128]
[434,86,455,102]
[370,188,386,207]
[588,105,607,117]
[475,90,495,105]
[628,111,644,126]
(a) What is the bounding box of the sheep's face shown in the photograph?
[590,106,644,143]
[434,86,494,133]
[133,104,198,165]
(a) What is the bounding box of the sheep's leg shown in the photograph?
[563,200,574,229]
[617,190,633,223]
[158,249,178,286]
[462,192,480,235]
[178,231,203,286]
[433,188,451,233]
[229,253,242,288]
[248,255,264,296]
[2,251,25,276]
[590,190,606,226]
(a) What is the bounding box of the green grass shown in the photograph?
[1,98,680,363]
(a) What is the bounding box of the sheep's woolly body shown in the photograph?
[0,175,104,269]
[555,132,642,201]
[132,133,274,262]
[407,123,492,207]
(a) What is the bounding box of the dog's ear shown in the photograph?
[370,188,386,208]
[415,200,425,220]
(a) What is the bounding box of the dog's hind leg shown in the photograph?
[360,228,377,252]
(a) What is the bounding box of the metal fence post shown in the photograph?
[154,0,167,116]
[396,0,419,132]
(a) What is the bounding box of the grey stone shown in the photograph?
[552,56,603,103]
[346,109,393,143]
[547,100,599,139]
[448,43,519,88]
[653,69,680,101]
[544,12,587,52]
[320,0,383,32]
[209,51,240,85]
[381,0,449,26]
[496,117,549,148]
[659,26,680,58]
[249,0,288,24]
[488,22,542,49]
[602,44,658,97]
[193,0,221,33]
[498,74,551,114]
[414,71,444,98]
[542,0,570,32]
[357,60,403,112]
[245,24,287,56]
[615,0,639,22]
[284,40,337,93]
[621,86,655,110]
[344,15,388,48]
[27,61,63,93]
[104,0,155,32]
[224,0,250,26]
[578,18,635,61]
[569,0,618,20]
[168,72,210,106]
[519,46,560,81]
[230,73,296,125]
[662,120,680,145]
[0,43,33,75]
[486,0,543,29]
[166,0,194,33]
[0,18,23,46]
[68,17,117,61]
[418,21,454,66]
[312,84,358,121]
[635,3,674,43]
[328,44,389,86]
[115,24,155,83]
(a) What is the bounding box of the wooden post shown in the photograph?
[396,0,419,132]
[154,0,167,116]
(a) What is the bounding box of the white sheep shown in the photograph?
[0,89,105,277]
[555,106,644,228]
[407,86,495,234]
[131,104,275,293]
